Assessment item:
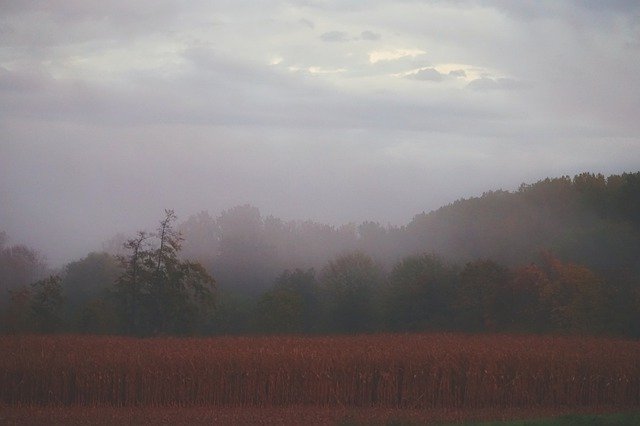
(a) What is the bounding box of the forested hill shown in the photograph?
[405,172,640,271]
[3,172,639,297]
[2,171,639,336]
[172,171,640,294]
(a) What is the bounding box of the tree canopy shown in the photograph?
[1,171,639,337]
[113,210,216,336]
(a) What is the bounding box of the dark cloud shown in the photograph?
[448,69,466,77]
[408,68,445,81]
[320,31,350,42]
[408,68,467,82]
[360,30,381,41]
[299,18,315,28]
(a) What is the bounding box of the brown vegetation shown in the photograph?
[0,405,636,426]
[2,333,639,411]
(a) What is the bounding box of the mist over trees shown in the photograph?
[0,232,47,304]
[406,172,640,270]
[1,172,639,337]
[169,172,640,297]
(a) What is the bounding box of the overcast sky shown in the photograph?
[1,0,639,265]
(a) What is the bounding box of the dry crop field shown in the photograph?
[1,333,639,424]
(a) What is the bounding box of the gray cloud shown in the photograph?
[482,0,640,21]
[448,69,466,78]
[408,68,467,82]
[1,0,639,266]
[0,0,184,50]
[299,18,315,28]
[360,30,381,41]
[409,68,445,81]
[320,30,350,42]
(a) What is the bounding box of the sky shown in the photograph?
[1,0,639,266]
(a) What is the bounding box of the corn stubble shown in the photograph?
[1,334,639,410]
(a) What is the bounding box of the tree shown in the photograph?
[63,252,121,307]
[61,252,121,332]
[30,275,65,333]
[1,286,34,333]
[114,210,216,335]
[318,252,383,333]
[0,234,47,300]
[178,211,220,267]
[215,205,278,294]
[76,298,120,334]
[455,259,512,332]
[254,268,319,333]
[538,252,608,333]
[383,254,457,331]
[601,267,640,337]
[114,231,152,334]
[510,263,550,332]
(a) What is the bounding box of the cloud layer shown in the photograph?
[1,0,639,265]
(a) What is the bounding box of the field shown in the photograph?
[1,333,639,424]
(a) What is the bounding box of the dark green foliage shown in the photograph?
[319,252,383,333]
[383,254,457,331]
[407,172,640,270]
[1,286,34,333]
[113,210,216,336]
[30,275,64,333]
[2,171,640,337]
[0,240,53,333]
[455,260,512,332]
[62,252,121,331]
[63,252,120,307]
[177,173,640,297]
[76,298,121,334]
[605,269,640,337]
[209,289,256,334]
[255,268,319,333]
[510,264,551,332]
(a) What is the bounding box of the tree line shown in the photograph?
[1,220,638,337]
[1,171,639,336]
[172,171,640,297]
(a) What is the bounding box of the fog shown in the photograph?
[1,1,639,266]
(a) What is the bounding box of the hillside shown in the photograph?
[175,172,640,293]
[405,172,640,270]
